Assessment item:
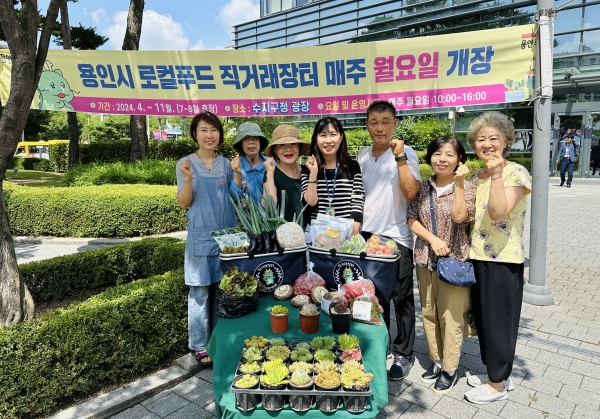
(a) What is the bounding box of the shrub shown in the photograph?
[79,140,131,164]
[20,237,185,303]
[4,183,186,237]
[394,115,452,151]
[149,137,197,161]
[0,269,188,418]
[64,161,177,186]
[49,142,69,172]
[510,157,532,172]
[10,157,52,171]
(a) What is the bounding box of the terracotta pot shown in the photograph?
[270,312,288,334]
[299,309,320,334]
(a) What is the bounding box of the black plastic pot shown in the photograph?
[261,383,286,411]
[315,384,340,413]
[343,387,369,414]
[288,380,314,412]
[331,311,351,334]
[233,374,260,412]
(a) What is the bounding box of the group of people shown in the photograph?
[176,100,531,405]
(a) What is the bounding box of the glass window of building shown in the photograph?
[297,0,310,6]
[288,11,319,26]
[319,2,357,19]
[582,29,600,55]
[257,37,286,48]
[359,3,401,18]
[287,32,319,47]
[554,32,581,55]
[320,19,357,35]
[584,4,600,29]
[257,28,286,42]
[320,29,358,44]
[554,7,582,34]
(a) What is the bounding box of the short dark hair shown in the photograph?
[567,135,575,139]
[366,100,396,120]
[190,111,223,146]
[425,136,468,167]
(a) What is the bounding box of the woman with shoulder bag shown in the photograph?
[406,136,476,395]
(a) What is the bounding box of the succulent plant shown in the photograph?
[243,346,263,363]
[290,348,313,362]
[315,371,341,389]
[337,333,359,351]
[261,359,289,387]
[340,368,373,391]
[244,335,269,348]
[314,360,337,374]
[340,348,362,362]
[289,361,313,374]
[269,337,286,346]
[239,361,261,374]
[289,369,312,387]
[234,374,259,389]
[340,360,364,373]
[314,349,336,362]
[299,303,319,316]
[331,304,350,314]
[294,342,311,351]
[265,345,291,361]
[311,336,336,351]
[271,305,289,315]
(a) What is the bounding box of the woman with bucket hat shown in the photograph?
[230,122,269,204]
[263,125,310,226]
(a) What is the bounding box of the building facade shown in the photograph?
[234,0,600,177]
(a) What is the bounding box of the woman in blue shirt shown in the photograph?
[230,122,269,204]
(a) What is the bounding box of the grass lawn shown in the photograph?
[5,170,67,187]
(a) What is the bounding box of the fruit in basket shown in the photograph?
[276,222,305,249]
[365,235,397,255]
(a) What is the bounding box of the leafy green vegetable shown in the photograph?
[219,267,259,297]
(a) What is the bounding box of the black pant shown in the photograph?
[592,159,599,175]
[382,244,416,358]
[471,260,524,383]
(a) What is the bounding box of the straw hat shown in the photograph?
[265,125,310,158]
[233,122,269,153]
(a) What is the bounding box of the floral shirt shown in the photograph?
[469,162,531,263]
[407,177,477,271]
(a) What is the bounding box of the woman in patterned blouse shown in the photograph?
[407,136,476,395]
[463,111,531,405]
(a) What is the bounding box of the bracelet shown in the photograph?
[491,175,503,180]
[308,180,318,183]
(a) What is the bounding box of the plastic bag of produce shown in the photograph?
[293,263,326,296]
[216,288,260,318]
[308,213,353,242]
[340,277,383,312]
[314,233,343,251]
[342,234,367,255]
[350,296,382,325]
[365,235,397,255]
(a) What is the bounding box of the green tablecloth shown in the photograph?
[207,297,389,419]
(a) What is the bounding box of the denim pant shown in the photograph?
[188,282,220,352]
[560,158,574,185]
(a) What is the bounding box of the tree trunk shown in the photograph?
[0,0,65,325]
[60,2,80,169]
[122,0,148,162]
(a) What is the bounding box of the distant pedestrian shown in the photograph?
[591,140,600,176]
[556,135,577,187]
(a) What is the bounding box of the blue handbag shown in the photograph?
[428,188,476,287]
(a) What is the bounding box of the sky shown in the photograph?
[38,0,261,50]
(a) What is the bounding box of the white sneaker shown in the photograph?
[466,374,514,391]
[464,384,508,405]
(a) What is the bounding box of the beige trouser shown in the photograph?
[417,265,471,372]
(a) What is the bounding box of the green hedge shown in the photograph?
[4,183,186,238]
[510,157,532,172]
[49,142,68,172]
[21,237,185,303]
[78,138,202,164]
[10,157,52,171]
[0,269,188,418]
[418,160,481,180]
[63,160,177,186]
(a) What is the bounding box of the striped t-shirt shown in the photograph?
[301,160,365,223]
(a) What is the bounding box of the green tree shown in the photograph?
[352,14,399,43]
[0,0,65,325]
[53,23,108,49]
[24,109,52,140]
[394,115,452,150]
[44,111,71,139]
[82,115,130,142]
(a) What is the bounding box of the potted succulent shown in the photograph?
[290,347,313,362]
[232,374,260,412]
[314,360,337,374]
[340,364,374,414]
[269,337,287,346]
[314,349,336,362]
[330,304,351,335]
[270,305,289,334]
[238,361,261,375]
[299,303,320,334]
[289,361,313,374]
[265,345,291,361]
[244,335,269,349]
[288,369,314,412]
[311,335,336,351]
[242,346,263,363]
[293,341,311,351]
[339,347,362,363]
[338,333,359,350]
[314,370,342,413]
[260,359,289,411]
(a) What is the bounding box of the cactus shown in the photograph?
[243,346,263,363]
[314,349,336,362]
[315,371,341,389]
[299,303,319,316]
[289,361,313,374]
[340,368,373,391]
[261,359,289,387]
[234,374,259,389]
[311,335,336,351]
[314,360,337,374]
[290,348,313,362]
[265,345,291,361]
[271,305,289,315]
[244,335,269,348]
[269,337,286,346]
[290,369,312,387]
[239,361,261,374]
[337,333,359,351]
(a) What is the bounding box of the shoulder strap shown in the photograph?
[428,186,437,237]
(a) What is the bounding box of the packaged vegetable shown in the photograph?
[308,213,353,242]
[350,296,382,325]
[342,234,367,255]
[314,233,343,252]
[293,264,326,296]
[365,235,397,255]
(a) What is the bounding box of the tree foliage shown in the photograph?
[394,115,452,150]
[53,23,108,49]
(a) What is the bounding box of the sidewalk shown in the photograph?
[39,177,600,419]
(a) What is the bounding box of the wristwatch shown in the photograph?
[394,155,408,162]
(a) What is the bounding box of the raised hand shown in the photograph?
[265,157,275,174]
[454,162,470,183]
[231,154,241,174]
[389,139,405,157]
[486,151,504,178]
[305,154,318,175]
[179,158,193,180]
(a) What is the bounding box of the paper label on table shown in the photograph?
[321,299,331,316]
[352,301,372,321]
